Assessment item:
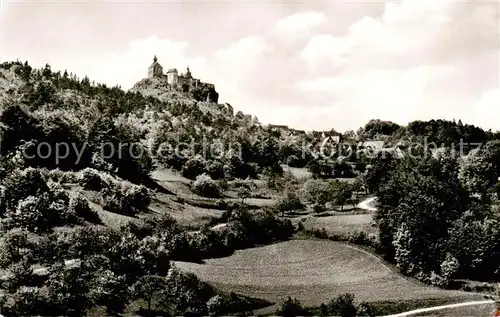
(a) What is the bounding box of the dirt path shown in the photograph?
[382,300,496,317]
[358,196,377,211]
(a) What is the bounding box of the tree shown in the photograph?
[307,159,332,179]
[132,275,166,312]
[277,297,305,317]
[193,174,222,198]
[45,264,92,317]
[329,293,357,317]
[5,258,35,292]
[364,152,396,194]
[262,165,284,189]
[459,140,500,196]
[236,183,251,204]
[330,181,353,212]
[182,157,207,180]
[274,191,304,217]
[0,229,33,268]
[136,235,171,276]
[376,152,469,276]
[301,179,330,207]
[5,287,49,316]
[89,269,129,316]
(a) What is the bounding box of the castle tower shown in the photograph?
[147,55,163,78]
[166,68,179,85]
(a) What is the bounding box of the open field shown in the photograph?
[150,193,223,227]
[298,213,377,235]
[174,240,481,309]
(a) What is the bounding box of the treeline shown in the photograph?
[369,142,500,285]
[357,118,494,149]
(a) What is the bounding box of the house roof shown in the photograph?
[319,135,341,148]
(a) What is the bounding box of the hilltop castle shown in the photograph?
[147,55,201,88]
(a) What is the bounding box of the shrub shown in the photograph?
[440,253,460,280]
[45,169,79,184]
[11,196,51,233]
[301,179,330,206]
[312,203,326,213]
[277,297,305,317]
[274,191,304,216]
[225,208,294,249]
[193,174,221,198]
[125,184,151,210]
[0,229,33,268]
[286,155,304,168]
[182,157,206,180]
[329,293,357,317]
[80,168,103,191]
[2,286,50,316]
[206,161,225,180]
[206,294,224,316]
[3,168,48,208]
[69,195,100,224]
[102,184,151,216]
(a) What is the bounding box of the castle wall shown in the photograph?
[167,72,178,84]
[148,64,163,78]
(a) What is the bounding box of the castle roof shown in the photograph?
[167,68,178,73]
[149,55,162,68]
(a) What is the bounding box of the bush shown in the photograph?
[329,293,357,317]
[312,203,326,213]
[182,157,206,180]
[69,195,100,224]
[301,179,330,206]
[277,297,306,317]
[274,191,304,216]
[45,169,79,184]
[193,174,221,198]
[206,294,224,316]
[286,155,305,168]
[225,208,294,249]
[80,168,103,191]
[102,183,151,216]
[3,168,49,209]
[206,161,225,180]
[0,229,33,268]
[10,196,51,233]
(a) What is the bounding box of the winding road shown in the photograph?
[357,196,378,211]
[382,299,496,317]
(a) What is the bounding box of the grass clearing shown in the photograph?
[150,192,223,227]
[174,240,480,309]
[298,213,377,235]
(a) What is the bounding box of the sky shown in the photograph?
[0,0,499,132]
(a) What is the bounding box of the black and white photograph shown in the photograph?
[0,0,500,316]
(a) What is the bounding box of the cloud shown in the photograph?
[274,11,327,34]
[90,37,206,89]
[471,89,500,131]
[294,0,499,131]
[17,3,497,133]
